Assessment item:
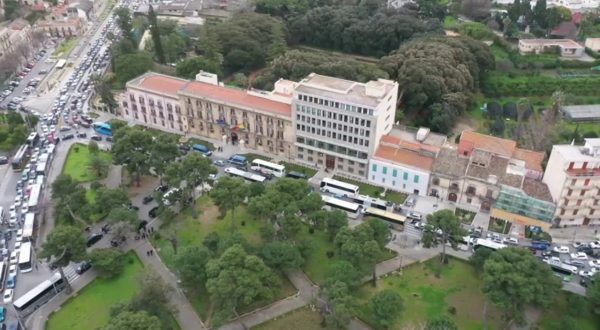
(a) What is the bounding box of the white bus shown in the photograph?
[28,184,42,213]
[55,59,66,69]
[321,195,361,219]
[36,159,48,176]
[14,272,66,316]
[18,242,33,273]
[320,178,359,197]
[473,239,507,251]
[353,194,388,211]
[23,213,35,242]
[224,167,266,183]
[250,159,286,177]
[364,207,406,226]
[0,262,6,291]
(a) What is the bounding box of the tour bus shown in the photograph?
[353,194,388,211]
[545,257,578,276]
[93,122,112,136]
[28,184,42,213]
[224,167,266,183]
[192,144,212,156]
[26,132,39,147]
[250,159,286,177]
[11,144,29,171]
[23,213,35,242]
[321,195,361,219]
[364,207,406,228]
[18,241,33,273]
[0,262,6,292]
[14,272,66,316]
[320,178,359,197]
[473,238,507,251]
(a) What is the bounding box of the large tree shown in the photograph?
[422,209,466,264]
[103,311,162,330]
[210,176,249,232]
[113,52,154,88]
[89,248,126,278]
[483,247,561,326]
[174,245,211,289]
[334,223,382,275]
[129,270,174,327]
[206,244,278,323]
[261,241,304,271]
[586,273,600,316]
[370,289,404,328]
[51,174,90,225]
[40,226,88,293]
[148,133,179,185]
[165,152,216,204]
[114,7,133,41]
[148,5,166,64]
[112,128,153,186]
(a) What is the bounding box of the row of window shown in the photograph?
[296,137,369,160]
[296,105,373,127]
[296,114,371,137]
[370,175,410,190]
[296,94,374,115]
[296,125,370,147]
[371,164,420,183]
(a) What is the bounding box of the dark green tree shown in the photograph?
[325,210,348,240]
[426,315,458,330]
[469,247,494,273]
[115,7,133,41]
[422,209,466,264]
[175,57,222,79]
[588,273,600,315]
[112,127,153,186]
[89,248,126,278]
[3,0,20,20]
[174,245,211,288]
[261,241,304,271]
[103,311,162,330]
[165,152,216,204]
[148,5,166,64]
[533,0,547,28]
[370,289,404,328]
[210,176,249,232]
[41,226,88,293]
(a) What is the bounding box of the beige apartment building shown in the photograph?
[543,139,600,226]
[121,72,295,158]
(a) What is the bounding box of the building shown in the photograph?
[0,19,33,58]
[121,71,295,158]
[37,5,85,37]
[368,127,446,196]
[292,73,399,179]
[518,39,584,58]
[543,139,600,226]
[495,179,556,223]
[561,104,600,122]
[586,38,600,52]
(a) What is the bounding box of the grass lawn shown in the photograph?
[253,306,331,330]
[281,162,317,178]
[535,292,599,330]
[332,175,407,203]
[62,143,112,182]
[46,252,144,330]
[53,37,79,58]
[455,208,476,225]
[85,189,97,204]
[355,257,504,330]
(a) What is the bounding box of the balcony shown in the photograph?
[567,168,600,178]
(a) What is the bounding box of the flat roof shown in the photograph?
[127,72,188,98]
[374,144,435,171]
[561,104,600,121]
[519,38,583,49]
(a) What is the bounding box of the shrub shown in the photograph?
[503,102,518,119]
[486,102,503,118]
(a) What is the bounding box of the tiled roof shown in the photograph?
[460,131,516,158]
[181,81,291,117]
[379,135,440,154]
[522,178,553,202]
[466,154,523,188]
[127,72,188,98]
[432,147,469,177]
[513,148,545,172]
[374,145,435,171]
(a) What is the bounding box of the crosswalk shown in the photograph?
[61,264,80,282]
[403,223,423,239]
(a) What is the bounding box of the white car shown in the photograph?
[3,289,13,303]
[8,265,17,276]
[503,237,519,245]
[553,245,570,254]
[570,252,589,260]
[13,242,21,251]
[590,259,600,267]
[20,204,28,214]
[590,241,600,249]
[579,270,595,278]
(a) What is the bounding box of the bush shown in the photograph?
[326,251,335,258]
[583,131,599,139]
[90,181,103,190]
[503,102,518,119]
[486,102,503,118]
[447,306,457,315]
[585,47,600,59]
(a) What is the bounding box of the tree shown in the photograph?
[533,0,547,28]
[334,224,382,274]
[325,210,348,240]
[261,241,304,271]
[148,134,179,185]
[51,174,90,225]
[88,140,99,154]
[461,0,492,21]
[92,74,118,111]
[423,210,466,264]
[90,155,110,178]
[148,5,166,64]
[588,273,600,316]
[174,245,211,288]
[129,270,173,326]
[165,152,216,204]
[41,226,88,293]
[370,289,403,328]
[103,311,162,330]
[426,315,458,330]
[210,176,248,232]
[490,116,505,136]
[3,0,20,20]
[113,52,154,88]
[322,280,354,328]
[203,232,221,255]
[175,57,222,79]
[255,0,310,18]
[107,207,139,226]
[206,244,278,323]
[115,7,133,41]
[112,127,153,186]
[546,6,572,29]
[483,247,561,326]
[365,218,392,248]
[89,248,125,278]
[469,247,493,273]
[325,261,362,289]
[95,188,131,214]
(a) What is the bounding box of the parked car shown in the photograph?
[77,132,87,138]
[148,207,159,218]
[590,241,600,249]
[213,160,225,167]
[3,289,13,303]
[553,245,570,254]
[0,306,5,322]
[76,261,92,274]
[62,133,75,140]
[6,275,15,289]
[91,135,102,141]
[590,259,600,267]
[0,156,8,165]
[142,196,154,204]
[407,212,422,220]
[86,233,103,247]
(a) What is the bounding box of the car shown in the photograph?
[3,289,13,303]
[1,249,8,259]
[407,212,422,220]
[13,242,20,251]
[553,245,570,254]
[590,241,600,249]
[414,222,425,230]
[86,233,103,247]
[0,156,7,165]
[77,132,87,138]
[213,160,225,167]
[76,261,92,274]
[590,259,600,267]
[8,265,16,276]
[0,306,5,322]
[142,195,154,204]
[573,242,585,249]
[59,126,71,132]
[579,270,596,278]
[91,135,102,141]
[571,252,588,260]
[148,206,159,218]
[405,198,415,207]
[504,237,519,245]
[63,133,75,140]
[565,259,586,267]
[208,173,217,180]
[6,275,16,289]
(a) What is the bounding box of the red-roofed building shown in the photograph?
[122,71,295,157]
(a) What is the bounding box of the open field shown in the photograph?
[46,252,143,330]
[62,143,112,182]
[355,257,504,330]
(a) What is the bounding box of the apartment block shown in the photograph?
[543,139,600,226]
[292,73,398,179]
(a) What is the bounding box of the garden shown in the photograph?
[455,208,476,225]
[281,162,317,178]
[354,257,503,330]
[333,176,407,204]
[46,252,144,330]
[62,143,112,182]
[488,218,512,234]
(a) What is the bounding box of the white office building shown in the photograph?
[292,73,399,179]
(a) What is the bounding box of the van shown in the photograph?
[228,154,248,168]
[192,144,212,156]
[0,207,4,221]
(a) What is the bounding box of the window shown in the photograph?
[372,164,377,172]
[403,172,408,180]
[383,167,387,175]
[392,169,398,177]
[414,175,419,183]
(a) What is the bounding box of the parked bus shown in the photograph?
[55,59,66,69]
[23,213,35,242]
[321,195,361,219]
[36,159,48,176]
[0,262,6,292]
[545,258,577,275]
[364,207,406,227]
[18,242,33,273]
[353,194,388,211]
[26,132,39,147]
[192,144,212,156]
[28,184,42,213]
[250,159,285,177]
[11,144,29,171]
[320,178,359,197]
[473,239,506,251]
[224,167,266,183]
[14,272,66,316]
[93,122,112,136]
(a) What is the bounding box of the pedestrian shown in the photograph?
[150,250,154,256]
[35,263,38,270]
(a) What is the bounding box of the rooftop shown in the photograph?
[295,73,397,108]
[519,38,582,49]
[521,178,554,202]
[553,138,600,161]
[127,72,188,98]
[466,153,523,189]
[513,148,545,172]
[432,147,469,178]
[388,125,447,147]
[490,208,551,230]
[460,131,516,158]
[561,104,600,121]
[373,144,436,171]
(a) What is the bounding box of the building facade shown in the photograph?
[495,182,556,223]
[292,73,398,179]
[543,139,600,226]
[518,39,584,58]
